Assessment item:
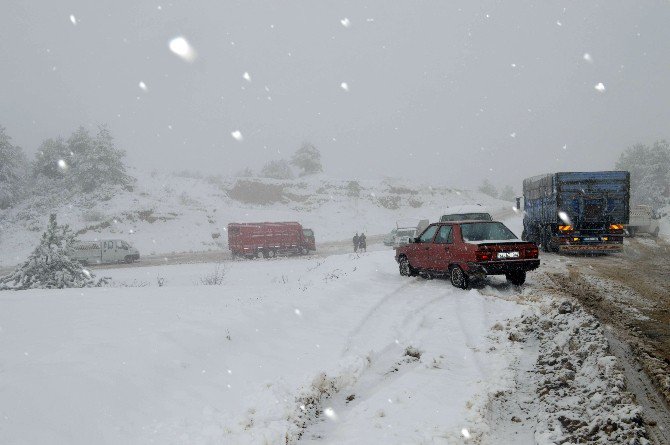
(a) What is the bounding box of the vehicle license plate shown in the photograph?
[583,237,598,242]
[497,251,519,259]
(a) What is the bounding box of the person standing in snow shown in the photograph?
[358,233,367,252]
[353,233,359,253]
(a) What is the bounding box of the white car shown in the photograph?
[70,239,140,265]
[627,205,660,237]
[392,227,419,248]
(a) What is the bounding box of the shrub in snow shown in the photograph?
[199,264,225,285]
[0,214,105,290]
[0,126,28,209]
[615,140,670,209]
[290,142,323,176]
[260,159,294,180]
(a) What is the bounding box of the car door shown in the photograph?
[430,225,454,271]
[410,225,439,269]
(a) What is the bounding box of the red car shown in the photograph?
[394,220,540,288]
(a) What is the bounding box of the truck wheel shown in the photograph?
[506,271,526,286]
[267,249,276,258]
[652,227,660,238]
[398,256,416,277]
[628,227,636,238]
[450,266,468,289]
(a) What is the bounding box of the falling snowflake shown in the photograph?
[57,159,68,170]
[594,82,606,92]
[340,17,351,28]
[69,14,77,25]
[510,63,517,68]
[583,53,593,63]
[231,130,243,141]
[294,308,301,316]
[324,407,338,420]
[510,132,516,138]
[138,81,148,92]
[243,72,251,82]
[168,36,197,62]
[558,211,572,225]
[340,82,349,92]
[556,20,563,26]
[461,428,471,439]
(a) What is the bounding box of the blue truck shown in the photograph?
[521,171,630,253]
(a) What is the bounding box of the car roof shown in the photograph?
[433,220,502,225]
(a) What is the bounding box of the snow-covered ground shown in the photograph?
[0,172,515,268]
[0,251,527,444]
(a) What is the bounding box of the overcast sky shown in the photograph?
[1,1,669,189]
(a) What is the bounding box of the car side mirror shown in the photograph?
[412,237,420,243]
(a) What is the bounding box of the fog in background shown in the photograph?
[2,1,669,188]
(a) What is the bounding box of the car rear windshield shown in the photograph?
[303,229,314,236]
[440,213,492,222]
[460,222,518,241]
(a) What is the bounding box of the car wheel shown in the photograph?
[450,266,468,289]
[652,227,660,238]
[506,271,526,286]
[267,249,276,258]
[398,256,416,277]
[124,255,133,264]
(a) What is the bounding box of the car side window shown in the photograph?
[434,225,453,244]
[418,225,438,243]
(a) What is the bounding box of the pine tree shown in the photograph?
[615,140,670,208]
[499,185,517,202]
[32,137,71,179]
[260,159,294,179]
[0,214,104,290]
[290,143,323,176]
[76,125,129,192]
[0,126,28,209]
[478,179,498,199]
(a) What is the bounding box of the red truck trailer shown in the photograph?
[227,222,316,258]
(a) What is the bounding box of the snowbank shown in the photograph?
[0,251,523,444]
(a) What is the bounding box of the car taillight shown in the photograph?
[609,223,623,231]
[525,246,539,258]
[558,225,573,233]
[475,250,491,261]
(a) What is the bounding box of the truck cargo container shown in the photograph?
[522,171,630,253]
[228,222,315,258]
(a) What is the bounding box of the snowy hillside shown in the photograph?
[0,171,514,267]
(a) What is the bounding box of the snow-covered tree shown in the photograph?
[74,125,130,192]
[32,137,71,180]
[615,140,670,208]
[260,159,294,179]
[478,179,498,199]
[236,167,254,177]
[0,126,28,209]
[290,143,323,176]
[32,126,131,193]
[0,214,104,290]
[499,185,517,202]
